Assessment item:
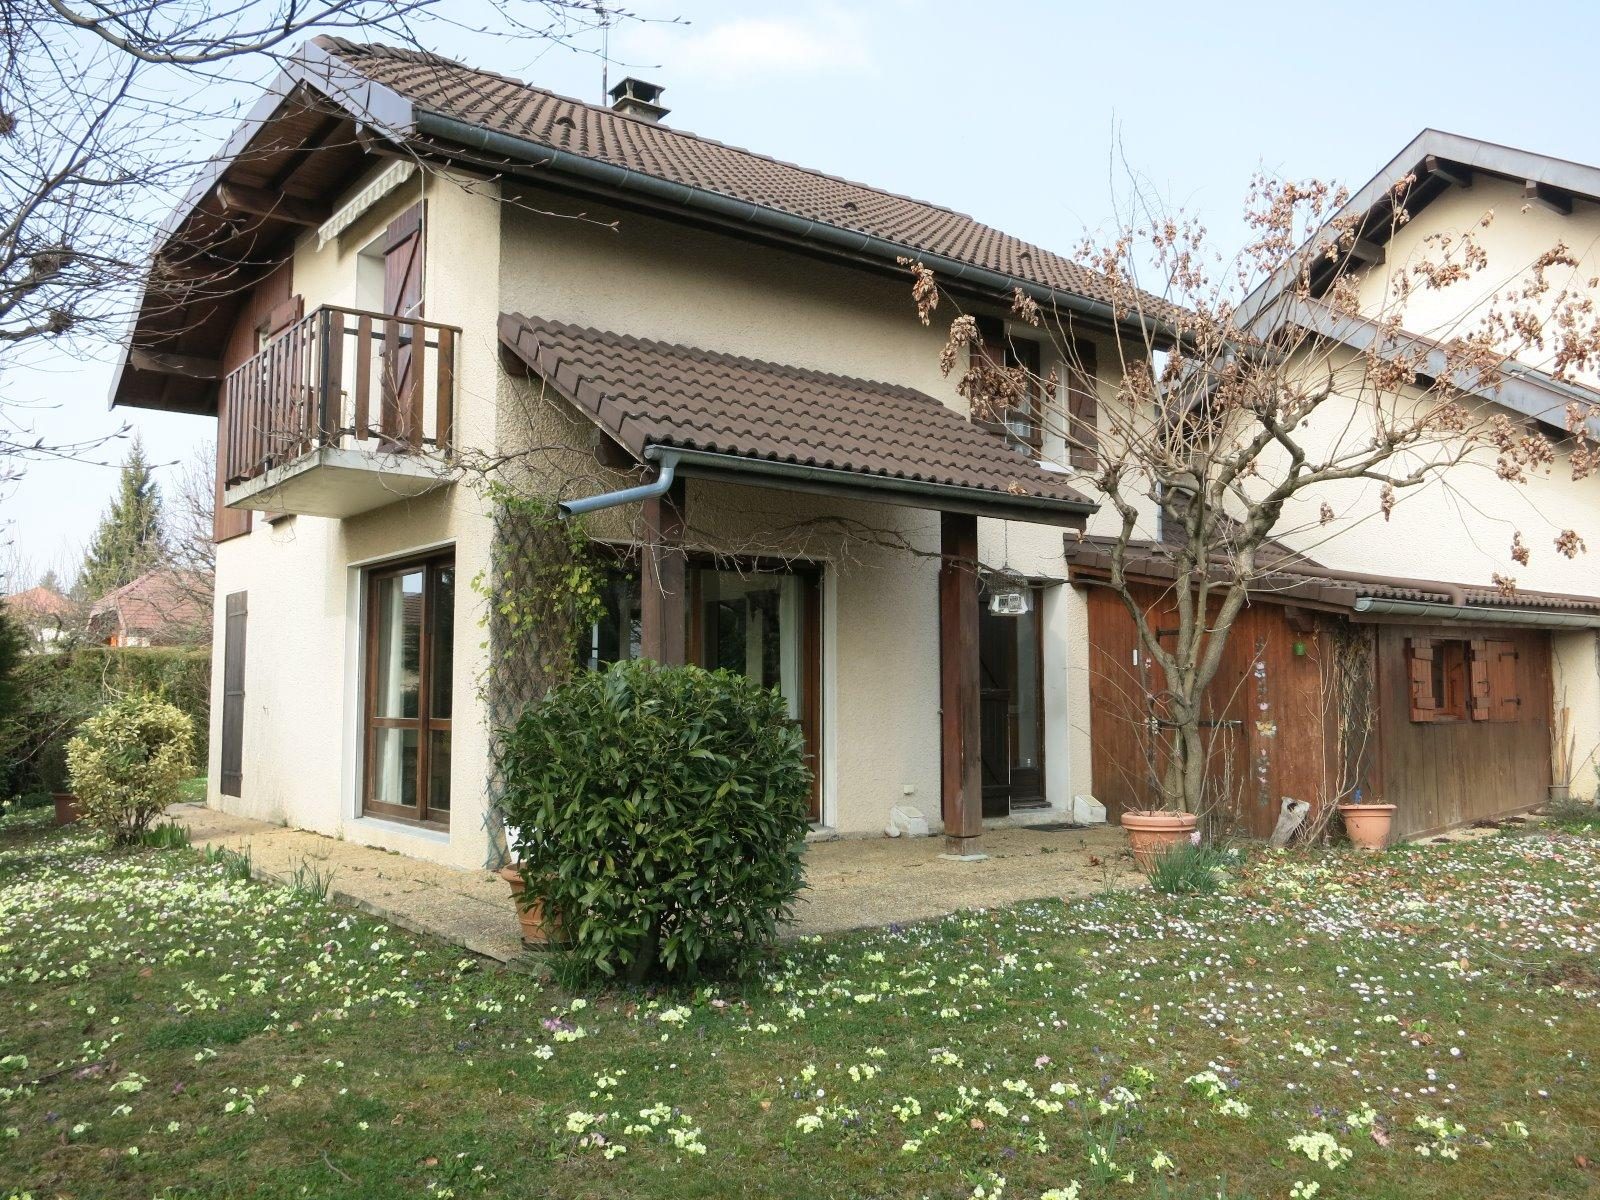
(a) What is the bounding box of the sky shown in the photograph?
[5,0,1600,584]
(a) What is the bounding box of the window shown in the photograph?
[973,317,1046,455]
[363,551,454,826]
[1407,636,1521,724]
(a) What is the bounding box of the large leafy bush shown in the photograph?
[499,661,812,981]
[66,693,195,844]
[2,646,209,801]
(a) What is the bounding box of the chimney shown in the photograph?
[608,77,669,123]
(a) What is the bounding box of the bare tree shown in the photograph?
[905,172,1600,816]
[0,0,632,485]
[160,435,216,620]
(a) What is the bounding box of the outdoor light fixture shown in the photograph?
[988,589,1031,617]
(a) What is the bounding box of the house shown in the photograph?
[87,569,210,647]
[1071,133,1600,840]
[3,585,78,648]
[109,39,1172,869]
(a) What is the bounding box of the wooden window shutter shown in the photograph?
[261,294,304,341]
[383,203,425,319]
[968,316,1007,438]
[1067,338,1099,469]
[1406,637,1437,722]
[1468,638,1492,720]
[1487,638,1521,721]
[381,202,425,443]
[220,591,248,797]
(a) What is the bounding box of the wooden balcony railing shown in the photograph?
[222,305,459,489]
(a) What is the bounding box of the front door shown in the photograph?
[979,584,1045,817]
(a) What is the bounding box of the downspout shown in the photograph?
[1353,596,1600,629]
[558,452,678,518]
[413,110,1168,344]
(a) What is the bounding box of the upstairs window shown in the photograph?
[1406,636,1521,723]
[973,317,1045,455]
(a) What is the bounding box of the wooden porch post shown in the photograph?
[939,511,984,857]
[639,472,687,665]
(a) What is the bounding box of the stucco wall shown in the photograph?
[1353,176,1600,388]
[207,168,503,870]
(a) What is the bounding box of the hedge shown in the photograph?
[1,646,210,800]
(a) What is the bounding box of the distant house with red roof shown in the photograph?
[4,585,79,648]
[88,570,209,647]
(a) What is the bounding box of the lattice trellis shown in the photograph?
[478,487,604,867]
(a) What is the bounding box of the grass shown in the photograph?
[1,811,1597,1199]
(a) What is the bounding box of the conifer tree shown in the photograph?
[77,437,163,599]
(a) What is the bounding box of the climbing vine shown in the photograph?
[476,483,607,862]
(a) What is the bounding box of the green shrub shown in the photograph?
[66,693,195,844]
[1147,841,1232,896]
[498,660,812,982]
[1,646,210,799]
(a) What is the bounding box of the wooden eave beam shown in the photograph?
[1423,155,1473,188]
[1347,238,1386,266]
[1524,180,1573,215]
[217,182,331,227]
[128,347,222,380]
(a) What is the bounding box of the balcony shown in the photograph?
[222,305,460,519]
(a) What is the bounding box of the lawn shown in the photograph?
[2,815,1597,1199]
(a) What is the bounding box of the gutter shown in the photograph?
[413,110,1167,343]
[649,445,1097,525]
[1354,596,1600,629]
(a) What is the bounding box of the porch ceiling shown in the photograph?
[499,313,1097,527]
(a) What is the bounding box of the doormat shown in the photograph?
[1025,821,1087,832]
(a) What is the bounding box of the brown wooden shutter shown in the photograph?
[220,591,247,797]
[1487,638,1521,721]
[382,203,425,443]
[1468,638,1492,721]
[968,317,1006,437]
[1067,338,1099,469]
[1407,637,1437,722]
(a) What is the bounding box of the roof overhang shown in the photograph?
[109,41,417,415]
[1065,539,1600,628]
[1282,298,1600,436]
[649,445,1095,528]
[500,312,1097,529]
[1238,129,1600,330]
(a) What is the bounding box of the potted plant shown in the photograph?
[1550,705,1576,803]
[1336,788,1395,851]
[495,860,564,947]
[52,791,81,826]
[1120,808,1200,872]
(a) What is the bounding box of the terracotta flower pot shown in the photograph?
[52,792,81,827]
[1337,803,1396,851]
[1120,810,1200,872]
[497,864,564,947]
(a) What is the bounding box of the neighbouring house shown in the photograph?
[87,569,210,647]
[3,585,78,648]
[1072,133,1600,840]
[109,39,1175,869]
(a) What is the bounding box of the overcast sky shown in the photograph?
[5,0,1598,584]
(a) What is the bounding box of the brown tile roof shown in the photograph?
[500,313,1094,517]
[319,39,1162,321]
[4,586,76,621]
[89,570,209,640]
[1064,537,1600,615]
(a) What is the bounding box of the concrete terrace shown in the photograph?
[165,803,1144,964]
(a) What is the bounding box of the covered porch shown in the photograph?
[499,313,1098,855]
